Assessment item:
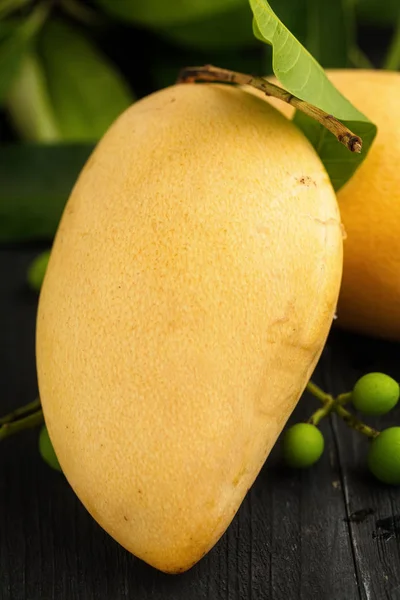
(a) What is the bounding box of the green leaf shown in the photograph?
[0,144,93,242]
[92,0,244,27]
[34,18,134,142]
[5,51,61,141]
[0,0,33,19]
[249,0,377,191]
[0,2,49,105]
[267,0,353,68]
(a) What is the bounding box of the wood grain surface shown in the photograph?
[1,246,400,600]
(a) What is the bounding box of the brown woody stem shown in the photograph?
[177,64,362,153]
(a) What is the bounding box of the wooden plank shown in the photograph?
[0,248,364,599]
[323,329,400,600]
[257,368,360,600]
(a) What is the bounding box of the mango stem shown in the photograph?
[177,64,362,153]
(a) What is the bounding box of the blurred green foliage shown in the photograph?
[0,0,399,242]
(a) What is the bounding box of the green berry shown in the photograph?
[351,372,399,416]
[282,423,324,468]
[367,427,400,485]
[39,425,62,472]
[27,250,51,292]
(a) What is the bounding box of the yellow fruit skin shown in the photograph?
[36,83,342,573]
[251,70,400,341]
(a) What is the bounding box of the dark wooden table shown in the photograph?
[2,245,400,600]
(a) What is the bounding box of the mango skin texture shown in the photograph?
[36,83,343,573]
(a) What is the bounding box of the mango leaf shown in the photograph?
[92,0,244,28]
[264,0,352,69]
[0,144,94,242]
[33,18,134,142]
[0,3,49,105]
[249,0,377,191]
[5,51,61,142]
[0,0,32,20]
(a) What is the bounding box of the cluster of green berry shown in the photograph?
[282,373,400,485]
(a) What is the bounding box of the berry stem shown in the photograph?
[0,408,44,441]
[336,392,352,406]
[308,395,335,426]
[306,380,380,438]
[334,404,379,439]
[306,381,331,403]
[0,398,41,425]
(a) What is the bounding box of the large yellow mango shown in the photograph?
[36,83,343,573]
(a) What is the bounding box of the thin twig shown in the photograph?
[306,381,331,403]
[177,64,362,153]
[0,409,43,441]
[334,404,379,439]
[0,398,41,425]
[308,396,335,426]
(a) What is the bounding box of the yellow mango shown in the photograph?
[36,83,343,573]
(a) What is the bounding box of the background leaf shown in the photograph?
[0,144,93,242]
[0,3,49,105]
[33,18,134,142]
[5,52,61,142]
[0,0,32,20]
[249,0,377,190]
